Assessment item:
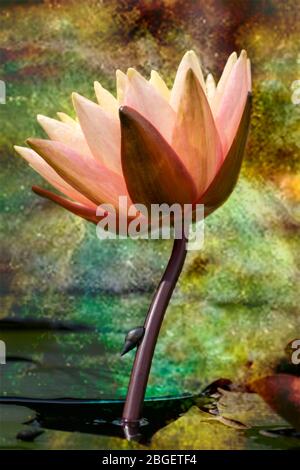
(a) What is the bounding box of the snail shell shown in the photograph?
[120,326,145,356]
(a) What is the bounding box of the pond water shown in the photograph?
[1,309,300,450]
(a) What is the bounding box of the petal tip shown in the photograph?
[36,114,49,125]
[119,105,133,123]
[127,67,136,79]
[119,105,131,114]
[72,92,90,114]
[26,137,35,147]
[186,67,196,78]
[72,92,97,111]
[26,137,45,151]
[186,49,196,57]
[14,145,28,158]
[71,91,82,106]
[185,68,200,87]
[94,81,102,92]
[32,185,42,195]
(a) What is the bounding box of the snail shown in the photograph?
[120,327,145,356]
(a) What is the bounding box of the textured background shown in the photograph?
[0,0,300,449]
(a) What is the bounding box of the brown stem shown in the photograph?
[122,234,187,437]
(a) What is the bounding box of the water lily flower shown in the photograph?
[15,49,251,228]
[14,50,252,433]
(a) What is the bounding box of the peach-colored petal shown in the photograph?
[170,50,206,112]
[198,93,251,214]
[172,70,223,197]
[32,186,101,224]
[57,112,78,126]
[27,139,130,210]
[94,81,119,116]
[124,68,176,143]
[149,70,170,101]
[206,73,216,103]
[116,69,128,103]
[32,186,138,231]
[72,92,121,174]
[213,50,249,156]
[14,145,94,206]
[37,114,92,158]
[211,51,237,113]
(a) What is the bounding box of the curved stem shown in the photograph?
[122,234,187,434]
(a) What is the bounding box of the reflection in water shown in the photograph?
[0,317,211,442]
[1,328,117,399]
[0,394,201,443]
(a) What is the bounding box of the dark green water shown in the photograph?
[1,301,300,450]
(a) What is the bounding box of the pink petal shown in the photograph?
[213,51,249,157]
[170,50,206,112]
[149,70,170,101]
[37,114,92,158]
[94,81,119,116]
[123,69,176,144]
[198,94,251,215]
[72,93,122,174]
[172,69,223,197]
[205,73,216,104]
[56,112,78,126]
[116,69,128,103]
[14,145,95,207]
[211,51,237,113]
[27,138,130,210]
[32,186,139,233]
[32,186,101,224]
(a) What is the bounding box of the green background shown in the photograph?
[0,0,300,449]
